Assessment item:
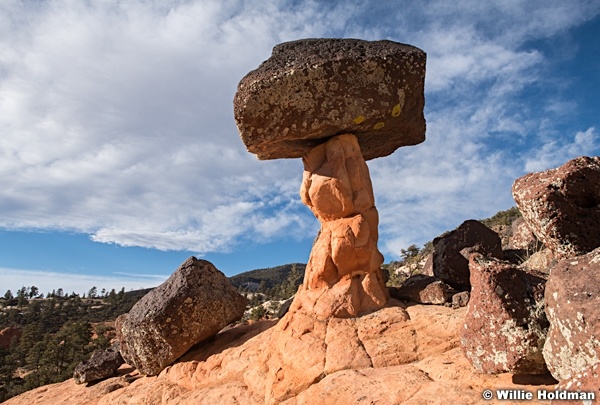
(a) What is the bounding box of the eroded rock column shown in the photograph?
[290,134,388,319]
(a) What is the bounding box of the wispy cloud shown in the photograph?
[0,267,167,296]
[0,0,599,262]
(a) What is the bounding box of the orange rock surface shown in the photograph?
[293,134,388,319]
[5,302,558,405]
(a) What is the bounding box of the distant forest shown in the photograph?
[0,287,148,402]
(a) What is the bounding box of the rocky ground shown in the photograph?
[3,302,558,405]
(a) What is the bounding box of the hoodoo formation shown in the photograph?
[234,38,426,318]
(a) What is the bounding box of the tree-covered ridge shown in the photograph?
[229,263,306,294]
[0,287,147,402]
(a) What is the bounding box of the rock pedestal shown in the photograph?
[289,134,388,319]
[234,38,426,320]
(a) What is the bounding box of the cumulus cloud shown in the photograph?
[0,0,599,262]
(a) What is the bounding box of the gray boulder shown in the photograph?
[117,257,247,375]
[73,343,124,384]
[389,274,455,305]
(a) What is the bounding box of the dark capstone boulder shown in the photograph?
[234,38,426,161]
[460,254,548,374]
[73,343,124,384]
[543,247,600,381]
[431,220,503,290]
[389,274,455,305]
[513,156,600,260]
[117,257,247,375]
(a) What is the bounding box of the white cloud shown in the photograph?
[0,0,599,263]
[524,127,597,172]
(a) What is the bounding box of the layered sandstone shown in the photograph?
[289,134,388,318]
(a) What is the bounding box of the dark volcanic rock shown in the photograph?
[512,156,600,260]
[73,343,124,384]
[234,38,426,160]
[117,257,247,375]
[389,274,455,305]
[543,247,600,381]
[460,254,548,374]
[431,220,503,290]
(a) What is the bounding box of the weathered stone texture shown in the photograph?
[389,274,455,305]
[234,38,426,160]
[552,363,600,404]
[431,220,503,290]
[73,343,124,384]
[452,291,470,309]
[291,134,388,319]
[512,156,600,260]
[117,257,247,375]
[508,216,539,251]
[543,247,600,381]
[460,254,548,374]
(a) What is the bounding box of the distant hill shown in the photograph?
[229,263,306,292]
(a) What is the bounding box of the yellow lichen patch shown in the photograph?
[373,122,385,130]
[353,115,366,125]
[392,103,402,117]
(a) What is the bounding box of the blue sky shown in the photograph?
[1,0,599,295]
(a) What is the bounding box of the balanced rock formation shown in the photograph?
[235,38,426,319]
[513,156,600,260]
[234,38,426,161]
[430,220,503,290]
[460,254,548,374]
[543,247,600,381]
[117,257,247,375]
[73,343,124,384]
